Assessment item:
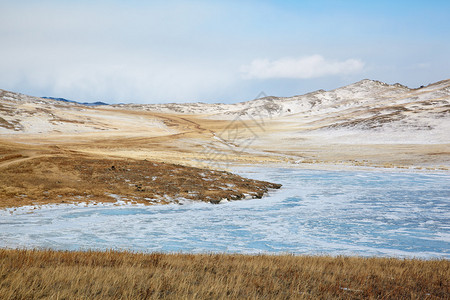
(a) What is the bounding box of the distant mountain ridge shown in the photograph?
[41,97,109,106]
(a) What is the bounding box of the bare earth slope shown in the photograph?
[0,79,449,207]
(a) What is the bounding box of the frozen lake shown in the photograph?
[1,167,449,258]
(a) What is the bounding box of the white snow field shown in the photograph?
[1,168,449,258]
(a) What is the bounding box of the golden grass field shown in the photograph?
[1,249,449,299]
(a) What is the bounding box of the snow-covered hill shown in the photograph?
[110,79,450,131]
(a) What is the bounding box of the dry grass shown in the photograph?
[0,249,448,299]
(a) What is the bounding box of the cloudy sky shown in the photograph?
[1,0,449,104]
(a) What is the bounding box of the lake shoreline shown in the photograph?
[2,158,448,210]
[2,167,448,259]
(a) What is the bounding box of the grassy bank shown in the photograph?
[0,249,448,299]
[0,143,281,209]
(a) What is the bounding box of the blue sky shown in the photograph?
[0,0,449,103]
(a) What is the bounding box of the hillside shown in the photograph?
[0,79,449,174]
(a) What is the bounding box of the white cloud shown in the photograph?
[0,1,238,104]
[240,55,364,79]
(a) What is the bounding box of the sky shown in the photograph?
[0,0,449,104]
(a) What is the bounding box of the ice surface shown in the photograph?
[1,168,449,258]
